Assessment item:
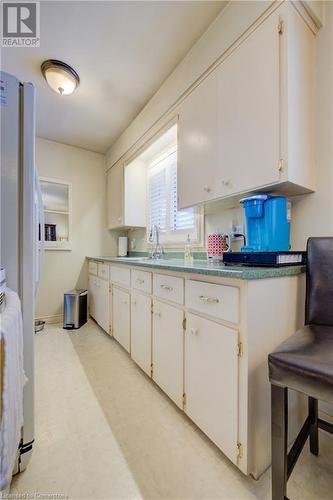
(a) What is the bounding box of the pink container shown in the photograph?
[207,233,231,260]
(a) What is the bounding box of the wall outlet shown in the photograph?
[231,223,244,240]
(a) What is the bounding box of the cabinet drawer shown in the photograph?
[154,274,184,305]
[110,266,130,287]
[132,269,152,294]
[186,280,239,324]
[88,261,98,275]
[98,263,110,281]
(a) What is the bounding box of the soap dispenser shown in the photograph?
[184,234,193,264]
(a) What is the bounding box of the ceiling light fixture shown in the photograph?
[41,59,80,96]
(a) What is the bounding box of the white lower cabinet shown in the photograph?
[185,313,239,465]
[88,272,110,334]
[152,300,184,408]
[97,260,303,478]
[97,278,110,334]
[88,274,98,320]
[113,287,131,352]
[131,292,152,375]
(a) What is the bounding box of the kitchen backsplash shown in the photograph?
[126,206,245,256]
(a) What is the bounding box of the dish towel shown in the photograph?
[0,288,27,491]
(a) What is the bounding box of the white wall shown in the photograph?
[35,138,117,320]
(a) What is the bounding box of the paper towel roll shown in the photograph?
[118,237,128,257]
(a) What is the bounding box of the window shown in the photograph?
[148,147,201,245]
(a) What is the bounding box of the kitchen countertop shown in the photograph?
[87,256,305,280]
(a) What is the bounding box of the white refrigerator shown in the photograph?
[0,71,44,473]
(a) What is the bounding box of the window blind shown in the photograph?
[147,140,200,244]
[148,168,167,230]
[169,162,195,232]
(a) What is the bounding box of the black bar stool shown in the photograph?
[268,237,333,500]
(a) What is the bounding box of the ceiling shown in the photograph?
[2,1,226,153]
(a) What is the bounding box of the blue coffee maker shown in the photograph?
[240,194,290,252]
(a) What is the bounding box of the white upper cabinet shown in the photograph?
[216,11,280,197]
[279,4,315,191]
[106,159,146,229]
[107,161,124,229]
[123,158,146,228]
[178,4,315,209]
[178,72,218,209]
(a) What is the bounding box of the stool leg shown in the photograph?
[308,397,319,456]
[271,384,288,500]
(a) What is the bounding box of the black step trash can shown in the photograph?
[63,289,88,329]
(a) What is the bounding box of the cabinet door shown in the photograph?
[106,161,124,229]
[124,159,146,227]
[185,313,239,464]
[131,292,152,376]
[178,72,218,209]
[112,287,130,352]
[217,12,280,196]
[95,278,101,324]
[152,300,183,407]
[97,279,110,334]
[88,275,97,320]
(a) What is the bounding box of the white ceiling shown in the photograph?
[2,1,226,153]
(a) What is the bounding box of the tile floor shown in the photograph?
[10,321,333,499]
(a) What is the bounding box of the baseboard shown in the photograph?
[35,314,63,325]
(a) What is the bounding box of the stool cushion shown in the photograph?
[269,325,333,404]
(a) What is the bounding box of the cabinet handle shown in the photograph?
[136,278,145,284]
[221,179,230,186]
[199,295,220,304]
[190,327,198,335]
[203,185,211,193]
[154,310,161,318]
[132,300,136,306]
[160,284,173,292]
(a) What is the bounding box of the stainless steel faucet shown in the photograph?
[149,225,164,259]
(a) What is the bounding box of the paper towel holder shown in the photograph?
[118,236,128,257]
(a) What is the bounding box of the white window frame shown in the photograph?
[147,145,203,247]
